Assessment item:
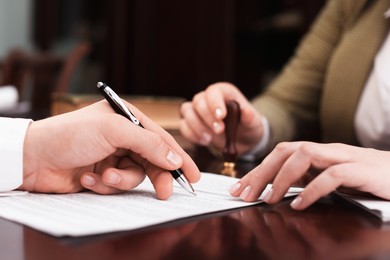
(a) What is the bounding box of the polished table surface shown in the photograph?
[1,146,390,260]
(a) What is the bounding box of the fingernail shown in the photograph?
[201,132,212,145]
[107,172,121,185]
[263,187,273,203]
[167,150,182,166]
[82,175,95,186]
[240,186,251,200]
[228,182,241,194]
[215,108,223,119]
[290,196,302,209]
[212,122,221,133]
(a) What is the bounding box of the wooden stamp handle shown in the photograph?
[222,100,241,163]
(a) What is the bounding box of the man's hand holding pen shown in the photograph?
[22,98,200,198]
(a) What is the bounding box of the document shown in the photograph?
[0,172,302,237]
[335,192,390,222]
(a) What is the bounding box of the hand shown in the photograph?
[229,141,390,209]
[21,100,200,199]
[179,82,265,155]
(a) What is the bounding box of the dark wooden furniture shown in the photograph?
[31,0,325,100]
[0,42,91,119]
[1,146,389,259]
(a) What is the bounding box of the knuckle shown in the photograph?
[206,82,235,94]
[192,91,204,105]
[206,83,221,91]
[181,101,191,111]
[151,132,165,149]
[205,84,218,95]
[326,166,343,180]
[179,102,191,118]
[143,131,166,157]
[296,142,313,157]
[274,142,290,153]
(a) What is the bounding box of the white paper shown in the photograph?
[335,192,390,222]
[0,191,28,197]
[0,172,302,237]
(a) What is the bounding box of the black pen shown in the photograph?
[97,82,196,196]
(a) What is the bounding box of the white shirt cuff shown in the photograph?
[239,116,270,161]
[0,118,32,192]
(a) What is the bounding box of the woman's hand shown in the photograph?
[229,141,390,209]
[179,82,265,155]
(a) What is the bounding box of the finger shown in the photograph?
[179,120,201,144]
[179,102,213,145]
[203,83,229,120]
[101,157,146,190]
[290,164,348,210]
[266,142,350,204]
[81,171,123,194]
[147,169,174,200]
[204,82,254,125]
[192,91,224,134]
[267,143,315,204]
[134,151,200,200]
[230,142,300,201]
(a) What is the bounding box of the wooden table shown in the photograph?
[1,147,390,260]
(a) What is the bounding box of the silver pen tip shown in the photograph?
[97,82,104,88]
[176,175,197,196]
[188,183,196,194]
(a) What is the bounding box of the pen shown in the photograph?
[97,82,196,196]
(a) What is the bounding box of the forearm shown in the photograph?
[251,0,346,149]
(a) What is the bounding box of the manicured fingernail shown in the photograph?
[107,172,121,185]
[228,182,241,194]
[167,150,181,166]
[290,196,302,209]
[263,188,273,203]
[240,186,251,200]
[201,132,212,145]
[215,108,223,119]
[82,175,95,186]
[212,122,221,133]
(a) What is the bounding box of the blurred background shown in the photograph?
[0,0,325,119]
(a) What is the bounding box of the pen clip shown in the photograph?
[103,86,141,126]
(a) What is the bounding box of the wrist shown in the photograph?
[239,116,270,161]
[23,121,38,183]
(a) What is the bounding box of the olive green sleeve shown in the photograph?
[251,0,352,151]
